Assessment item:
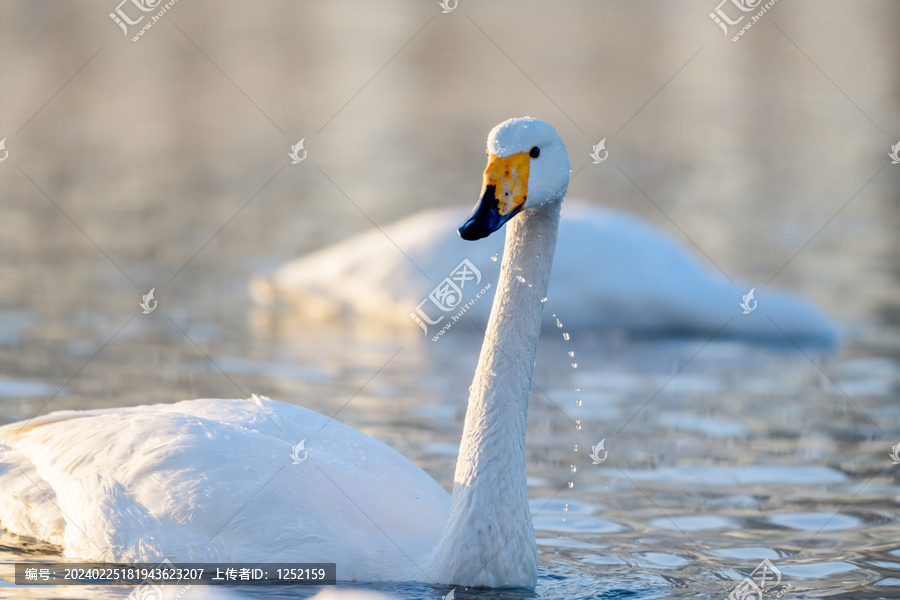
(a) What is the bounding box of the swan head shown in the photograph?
[459,117,569,241]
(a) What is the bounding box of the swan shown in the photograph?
[252,194,836,348]
[0,117,570,589]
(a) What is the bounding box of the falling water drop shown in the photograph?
[568,351,575,357]
[575,419,582,430]
[563,332,570,341]
[576,399,582,406]
[490,255,498,262]
[556,319,564,328]
[575,388,580,392]
[516,275,526,283]
[568,482,574,488]
[564,503,568,512]
[570,465,577,473]
[571,363,578,369]
[541,297,548,303]
[574,444,578,452]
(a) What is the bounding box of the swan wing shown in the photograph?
[0,398,449,581]
[0,444,66,545]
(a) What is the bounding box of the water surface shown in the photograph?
[1,1,899,598]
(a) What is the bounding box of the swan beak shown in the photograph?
[458,151,530,241]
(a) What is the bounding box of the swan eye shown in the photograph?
[529,146,540,158]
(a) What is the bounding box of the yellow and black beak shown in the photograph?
[458,151,531,241]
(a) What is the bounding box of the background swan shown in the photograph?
[251,203,837,348]
[0,117,570,589]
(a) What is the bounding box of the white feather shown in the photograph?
[0,399,449,581]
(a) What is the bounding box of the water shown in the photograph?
[1,1,899,598]
[1,325,898,599]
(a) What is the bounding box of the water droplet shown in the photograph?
[576,399,582,406]
[570,465,577,473]
[568,351,575,357]
[527,283,533,288]
[568,482,574,488]
[563,503,569,512]
[575,388,580,392]
[563,332,570,341]
[541,297,548,303]
[490,255,498,262]
[571,363,578,369]
[516,275,526,283]
[574,444,578,452]
[556,319,563,328]
[575,419,582,430]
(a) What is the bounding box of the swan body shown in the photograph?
[252,206,836,347]
[0,117,571,588]
[0,398,448,581]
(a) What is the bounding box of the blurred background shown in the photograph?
[0,1,899,599]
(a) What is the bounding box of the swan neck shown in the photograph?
[427,201,561,587]
[462,203,561,481]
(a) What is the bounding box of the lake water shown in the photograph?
[1,1,899,599]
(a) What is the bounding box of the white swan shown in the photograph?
[252,198,836,347]
[0,117,570,589]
